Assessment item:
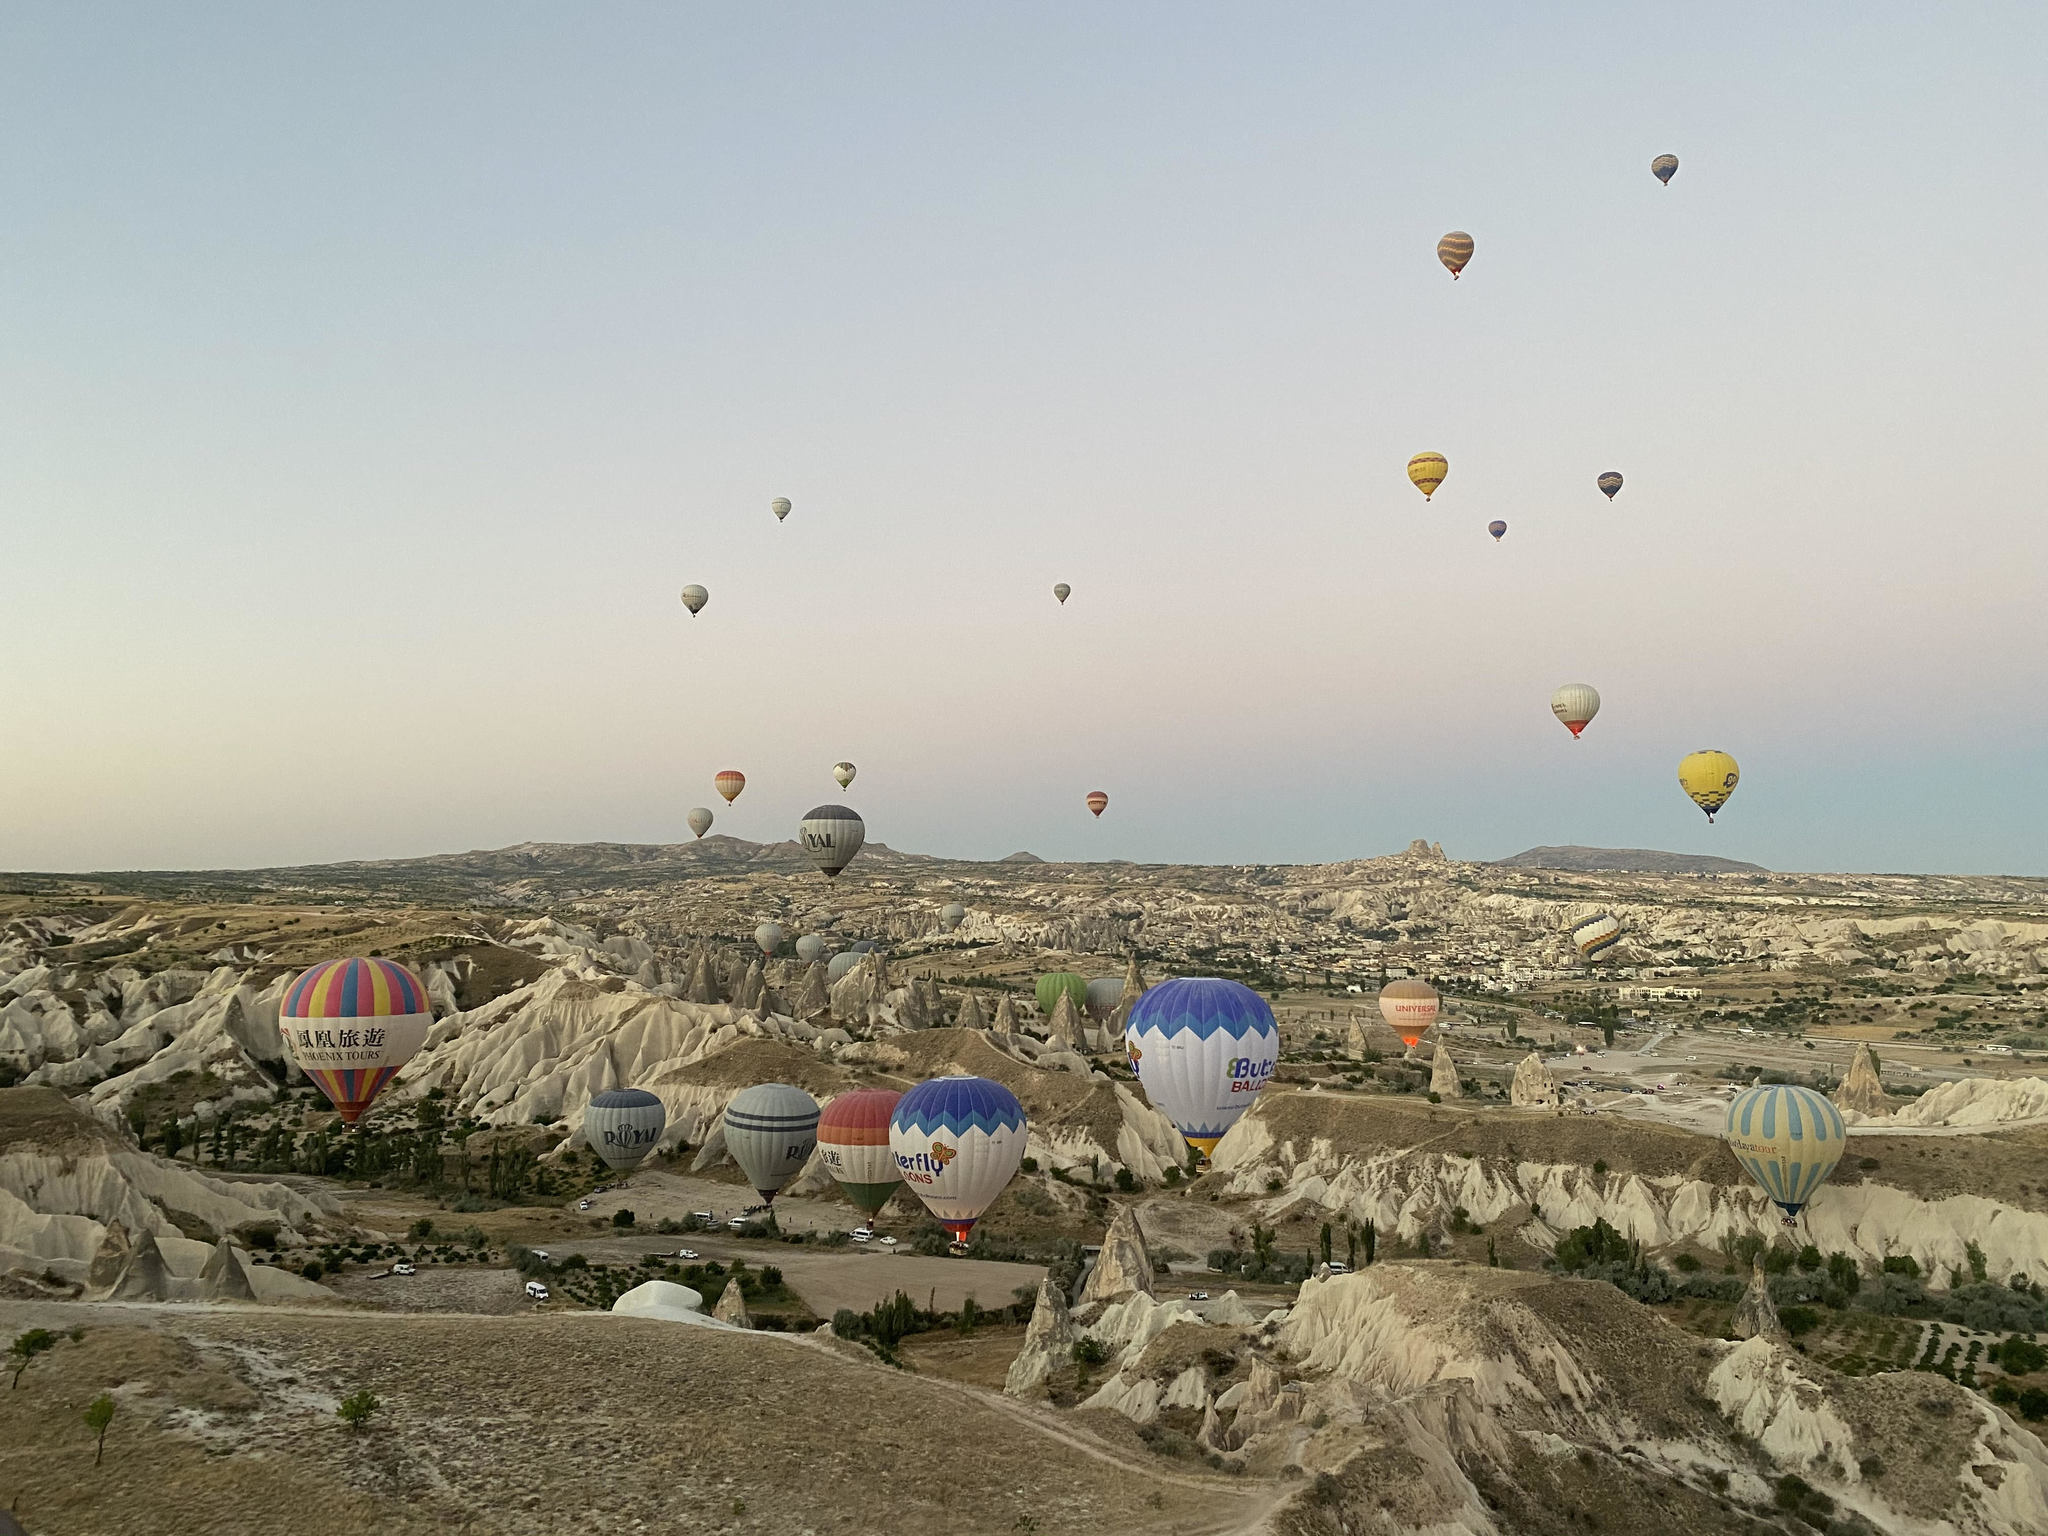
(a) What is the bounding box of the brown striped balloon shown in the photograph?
[1436,230,1474,278]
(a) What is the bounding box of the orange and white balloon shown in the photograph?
[1550,683,1600,739]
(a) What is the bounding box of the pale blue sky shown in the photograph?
[3,5,2044,875]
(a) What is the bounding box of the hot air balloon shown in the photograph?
[723,1083,820,1205]
[938,902,966,932]
[1488,519,1508,542]
[1725,1084,1845,1224]
[584,1088,666,1174]
[1036,972,1088,1018]
[1378,978,1438,1049]
[1597,471,1624,500]
[832,761,856,790]
[826,951,863,985]
[715,770,745,804]
[1550,683,1601,739]
[1570,913,1623,963]
[1679,750,1740,822]
[795,934,827,965]
[1408,453,1448,500]
[279,958,433,1125]
[799,804,865,877]
[1084,977,1124,1024]
[686,806,714,839]
[817,1088,903,1222]
[1085,790,1108,818]
[888,1076,1027,1247]
[679,585,708,616]
[754,922,785,958]
[1124,977,1279,1158]
[771,496,792,522]
[1652,154,1679,185]
[1437,230,1474,278]
[1053,583,1071,605]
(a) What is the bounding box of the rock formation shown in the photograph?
[736,960,765,1013]
[1429,1042,1462,1099]
[1347,1014,1373,1058]
[896,976,933,1031]
[989,993,1018,1036]
[199,1236,256,1300]
[103,1227,174,1301]
[1730,1257,1784,1341]
[1047,989,1084,1052]
[712,1276,751,1328]
[1076,1203,1155,1308]
[85,1220,133,1293]
[684,949,720,1005]
[953,990,986,1032]
[1109,953,1147,1034]
[1833,1043,1892,1115]
[1511,1051,1558,1108]
[787,962,829,1020]
[1003,1277,1077,1396]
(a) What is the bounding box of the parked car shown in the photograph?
[531,1250,550,1263]
[675,1249,700,1261]
[1326,1262,1351,1275]
[578,1199,593,1211]
[691,1212,715,1224]
[727,1217,748,1231]
[1186,1290,1210,1301]
[525,1280,550,1300]
[877,1235,897,1247]
[391,1262,416,1277]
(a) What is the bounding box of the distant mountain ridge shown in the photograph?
[1490,845,1767,875]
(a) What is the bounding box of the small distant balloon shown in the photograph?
[1597,472,1624,500]
[1436,231,1474,278]
[1679,750,1741,822]
[1408,453,1448,500]
[1378,978,1439,1049]
[1085,790,1108,818]
[686,806,714,839]
[1571,913,1624,963]
[1488,520,1508,542]
[715,770,746,804]
[679,585,708,616]
[795,934,827,965]
[1053,583,1071,605]
[833,761,856,790]
[754,922,785,958]
[771,496,792,522]
[939,902,966,932]
[1652,154,1679,185]
[1550,683,1601,739]
[799,804,866,878]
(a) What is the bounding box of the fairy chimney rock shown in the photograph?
[1047,989,1085,1051]
[1430,1042,1463,1099]
[954,990,987,1032]
[1076,1203,1156,1307]
[1511,1051,1558,1108]
[989,994,1019,1036]
[1833,1044,1893,1116]
[713,1276,752,1328]
[1731,1258,1785,1341]
[1004,1277,1079,1397]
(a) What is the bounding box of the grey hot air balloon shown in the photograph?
[754,922,785,958]
[850,940,877,954]
[679,584,708,616]
[1084,977,1124,1024]
[833,761,856,790]
[686,806,714,839]
[795,934,827,965]
[826,951,863,984]
[585,1088,666,1174]
[1597,471,1624,500]
[771,496,792,522]
[1053,583,1071,605]
[723,1083,820,1204]
[939,902,966,932]
[799,804,865,878]
[1652,153,1679,185]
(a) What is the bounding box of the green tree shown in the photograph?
[1319,1222,1333,1265]
[337,1389,380,1434]
[1362,1219,1377,1267]
[160,1116,184,1162]
[84,1393,116,1465]
[9,1328,57,1389]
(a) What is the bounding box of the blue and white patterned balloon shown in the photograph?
[888,1076,1027,1246]
[1725,1083,1847,1220]
[1125,978,1279,1159]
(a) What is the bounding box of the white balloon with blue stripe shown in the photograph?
[1724,1083,1847,1223]
[723,1083,820,1204]
[1124,977,1279,1159]
[888,1075,1028,1247]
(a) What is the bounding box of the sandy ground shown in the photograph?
[0,1299,1277,1536]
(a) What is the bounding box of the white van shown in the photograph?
[525,1280,550,1301]
[850,1228,874,1243]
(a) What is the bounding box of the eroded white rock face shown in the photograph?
[1847,1076,2048,1129]
[1707,1338,1859,1476]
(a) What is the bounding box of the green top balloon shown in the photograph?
[1036,973,1088,1017]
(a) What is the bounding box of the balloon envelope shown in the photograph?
[1436,230,1474,277]
[889,1076,1028,1245]
[723,1083,820,1203]
[679,585,708,616]
[754,922,785,957]
[1084,977,1123,1023]
[585,1088,666,1173]
[938,902,966,932]
[817,1088,904,1219]
[1571,913,1623,962]
[827,951,862,984]
[771,496,792,521]
[1550,683,1601,738]
[795,934,827,964]
[715,770,746,803]
[1085,790,1108,818]
[1725,1084,1844,1219]
[1125,977,1279,1157]
[832,761,856,789]
[1597,471,1624,499]
[799,804,866,877]
[1408,453,1448,500]
[1488,520,1507,541]
[686,806,714,839]
[1652,153,1679,185]
[1036,972,1088,1018]
[280,958,433,1124]
[1679,750,1741,822]
[1378,978,1439,1048]
[1053,583,1071,605]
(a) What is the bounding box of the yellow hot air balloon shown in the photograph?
[1678,750,1740,822]
[1407,453,1448,500]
